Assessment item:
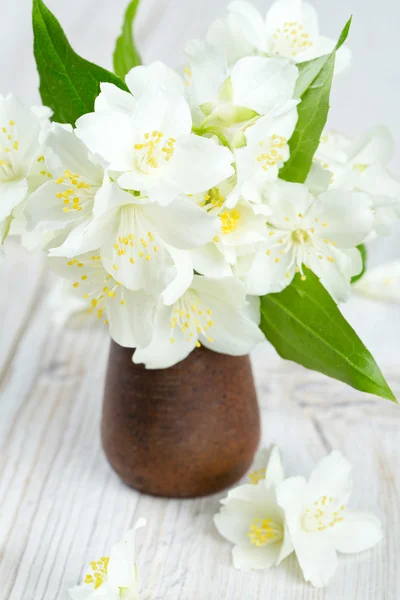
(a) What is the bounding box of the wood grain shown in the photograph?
[0,246,399,599]
[1,0,400,597]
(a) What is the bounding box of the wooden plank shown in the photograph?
[1,280,398,599]
[0,242,45,376]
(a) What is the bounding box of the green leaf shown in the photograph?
[260,270,396,402]
[351,244,367,284]
[113,0,142,80]
[32,0,128,125]
[279,18,352,184]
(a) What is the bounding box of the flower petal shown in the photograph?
[48,279,89,327]
[225,482,274,505]
[198,293,264,355]
[309,36,351,74]
[207,14,254,65]
[107,518,147,590]
[76,111,135,171]
[231,109,298,205]
[167,135,235,195]
[265,446,285,488]
[231,56,298,116]
[228,0,267,52]
[214,503,257,546]
[354,260,400,303]
[242,294,261,325]
[359,163,400,200]
[349,126,395,166]
[277,527,294,565]
[276,475,339,587]
[131,92,192,140]
[95,82,137,114]
[100,206,176,293]
[108,289,156,349]
[219,484,284,535]
[307,451,353,505]
[310,190,374,248]
[68,584,94,599]
[191,244,232,278]
[133,305,196,369]
[306,246,354,303]
[276,476,309,537]
[48,215,113,258]
[143,198,220,249]
[0,94,41,165]
[306,163,331,195]
[265,0,319,38]
[25,180,91,232]
[126,62,185,99]
[293,534,338,588]
[266,180,314,228]
[244,240,296,296]
[232,543,280,571]
[0,179,28,221]
[161,247,194,306]
[48,182,129,257]
[191,275,247,308]
[330,511,383,554]
[43,123,104,182]
[185,40,228,106]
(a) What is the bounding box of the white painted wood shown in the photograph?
[1,255,399,600]
[1,1,400,598]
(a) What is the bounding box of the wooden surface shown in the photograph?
[1,244,399,600]
[1,0,400,598]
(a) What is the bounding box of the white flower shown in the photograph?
[48,279,93,328]
[247,446,285,485]
[227,109,298,208]
[49,180,219,298]
[243,179,374,302]
[31,105,53,130]
[25,124,105,238]
[208,0,351,72]
[214,446,293,571]
[185,41,298,135]
[190,183,269,278]
[133,276,264,369]
[316,127,400,234]
[185,43,298,205]
[76,90,235,207]
[354,259,400,303]
[207,7,255,67]
[276,451,383,588]
[69,518,146,600]
[0,94,45,259]
[49,252,156,349]
[95,62,185,115]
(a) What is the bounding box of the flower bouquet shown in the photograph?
[1,0,398,495]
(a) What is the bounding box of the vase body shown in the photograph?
[101,341,260,498]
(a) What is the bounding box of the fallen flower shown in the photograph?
[69,518,146,600]
[214,446,293,571]
[276,451,382,588]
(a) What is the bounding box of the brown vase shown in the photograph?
[101,341,260,498]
